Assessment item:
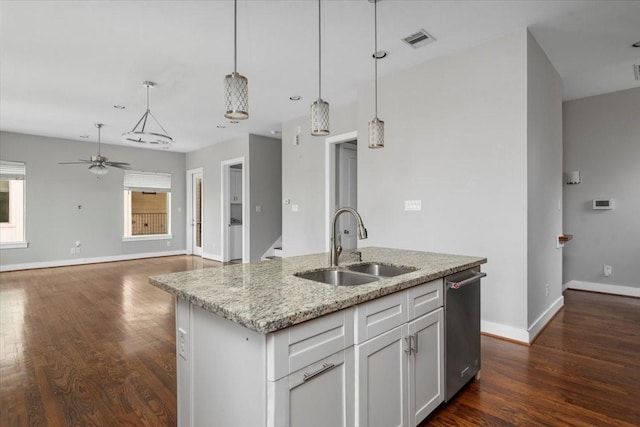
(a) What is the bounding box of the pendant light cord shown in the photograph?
[374,0,378,118]
[97,124,101,156]
[318,0,322,99]
[234,0,238,73]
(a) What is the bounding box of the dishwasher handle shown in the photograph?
[447,272,486,290]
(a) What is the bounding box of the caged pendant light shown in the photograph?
[122,81,174,149]
[368,0,384,148]
[224,0,249,120]
[310,0,329,136]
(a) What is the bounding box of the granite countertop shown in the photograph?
[149,247,486,334]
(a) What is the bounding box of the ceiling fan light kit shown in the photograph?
[224,0,249,120]
[122,81,174,149]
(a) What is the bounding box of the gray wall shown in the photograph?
[249,134,282,260]
[281,103,357,256]
[186,135,250,259]
[185,134,282,262]
[525,32,564,327]
[0,131,186,268]
[563,87,640,289]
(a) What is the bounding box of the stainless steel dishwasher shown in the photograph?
[444,266,486,401]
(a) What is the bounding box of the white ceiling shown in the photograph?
[1,0,639,153]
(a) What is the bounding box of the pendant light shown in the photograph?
[122,81,174,148]
[224,0,249,120]
[368,0,384,148]
[310,0,329,136]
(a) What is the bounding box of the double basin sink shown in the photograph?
[295,262,418,286]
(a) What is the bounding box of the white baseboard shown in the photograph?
[563,280,640,298]
[0,250,187,272]
[528,295,564,341]
[481,320,529,344]
[203,252,223,262]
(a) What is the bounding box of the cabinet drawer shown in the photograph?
[407,279,443,321]
[354,291,407,344]
[268,308,354,381]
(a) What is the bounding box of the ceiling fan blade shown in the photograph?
[106,163,131,170]
[59,160,92,164]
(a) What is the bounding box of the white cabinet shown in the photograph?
[230,168,242,203]
[355,279,444,427]
[176,280,444,427]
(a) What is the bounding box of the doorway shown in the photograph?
[324,131,358,252]
[186,168,203,256]
[221,158,246,263]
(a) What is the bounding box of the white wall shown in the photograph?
[0,131,186,270]
[281,103,357,257]
[563,87,640,293]
[358,31,529,336]
[525,32,564,330]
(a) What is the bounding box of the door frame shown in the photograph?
[324,131,358,252]
[221,157,247,263]
[186,167,203,256]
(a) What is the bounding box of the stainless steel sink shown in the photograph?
[295,262,418,286]
[345,262,418,277]
[295,269,380,286]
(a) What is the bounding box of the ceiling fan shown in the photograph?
[60,123,131,175]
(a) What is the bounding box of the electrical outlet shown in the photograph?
[166,241,171,247]
[70,247,75,254]
[604,265,612,277]
[545,284,549,297]
[178,328,188,360]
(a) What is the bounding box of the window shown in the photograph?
[123,171,171,240]
[0,160,27,248]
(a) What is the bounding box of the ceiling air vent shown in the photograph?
[634,64,640,81]
[402,29,436,49]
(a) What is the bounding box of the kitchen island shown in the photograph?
[150,247,486,427]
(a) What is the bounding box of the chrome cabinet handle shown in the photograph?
[303,363,336,382]
[411,333,418,354]
[404,336,412,355]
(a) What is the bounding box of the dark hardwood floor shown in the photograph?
[1,257,639,426]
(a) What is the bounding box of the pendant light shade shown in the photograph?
[311,0,329,136]
[368,0,384,148]
[122,81,174,148]
[224,0,249,120]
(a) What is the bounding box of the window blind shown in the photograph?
[124,171,171,192]
[0,160,26,180]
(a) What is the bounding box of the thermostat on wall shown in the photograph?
[593,199,613,210]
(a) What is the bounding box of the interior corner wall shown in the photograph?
[248,134,282,261]
[357,30,530,337]
[0,131,186,269]
[186,135,250,260]
[525,31,564,329]
[281,103,357,257]
[563,87,640,291]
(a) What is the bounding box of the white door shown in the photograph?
[187,169,203,256]
[407,308,444,426]
[356,325,409,427]
[338,143,358,251]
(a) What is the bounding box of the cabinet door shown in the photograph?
[356,324,409,427]
[271,349,354,427]
[407,308,444,426]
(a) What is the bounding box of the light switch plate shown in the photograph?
[404,200,422,211]
[291,204,299,212]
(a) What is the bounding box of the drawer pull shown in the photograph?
[411,333,419,354]
[303,363,336,382]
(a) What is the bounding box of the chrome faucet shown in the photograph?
[330,207,368,267]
